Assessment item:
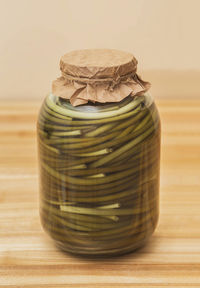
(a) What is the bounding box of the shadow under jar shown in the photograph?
[37,91,160,257]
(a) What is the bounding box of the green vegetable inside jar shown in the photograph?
[37,49,161,257]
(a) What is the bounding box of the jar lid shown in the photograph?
[52,49,150,106]
[60,49,137,81]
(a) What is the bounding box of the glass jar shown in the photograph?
[37,91,160,256]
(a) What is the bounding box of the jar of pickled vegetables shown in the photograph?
[37,49,161,256]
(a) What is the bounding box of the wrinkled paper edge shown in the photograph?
[52,74,151,106]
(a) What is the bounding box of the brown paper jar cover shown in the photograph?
[52,49,150,106]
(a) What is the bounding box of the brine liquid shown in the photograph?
[37,93,160,256]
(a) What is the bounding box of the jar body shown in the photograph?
[37,93,160,256]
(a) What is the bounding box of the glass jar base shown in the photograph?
[54,237,150,258]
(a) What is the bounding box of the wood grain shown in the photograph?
[0,99,200,287]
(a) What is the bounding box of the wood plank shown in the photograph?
[0,100,200,287]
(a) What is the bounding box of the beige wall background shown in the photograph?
[0,0,199,100]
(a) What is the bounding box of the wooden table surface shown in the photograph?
[0,99,200,287]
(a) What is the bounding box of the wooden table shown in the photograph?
[0,100,200,287]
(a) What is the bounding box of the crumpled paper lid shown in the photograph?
[52,49,150,106]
